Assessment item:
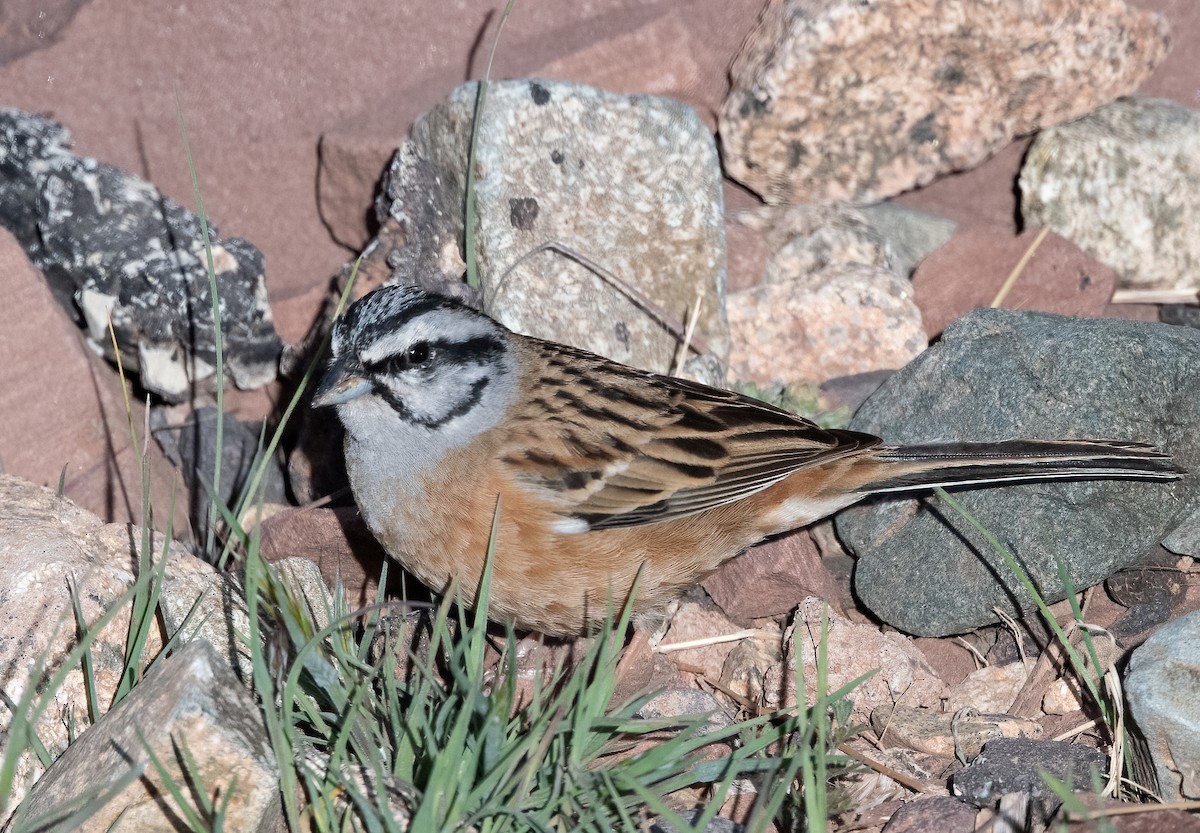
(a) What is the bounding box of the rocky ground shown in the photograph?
[1,0,1200,830]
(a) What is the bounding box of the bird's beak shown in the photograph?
[312,355,371,407]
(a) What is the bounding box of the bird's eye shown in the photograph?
[405,342,431,366]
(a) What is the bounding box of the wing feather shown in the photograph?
[501,337,879,530]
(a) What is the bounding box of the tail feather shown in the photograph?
[859,439,1184,494]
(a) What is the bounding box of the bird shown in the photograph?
[313,284,1184,636]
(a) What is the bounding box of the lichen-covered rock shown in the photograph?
[0,108,282,401]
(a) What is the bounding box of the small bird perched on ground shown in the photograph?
[313,284,1183,635]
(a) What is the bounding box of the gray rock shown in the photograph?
[951,737,1106,809]
[13,639,280,833]
[1021,97,1200,293]
[720,0,1169,204]
[1163,504,1200,558]
[378,79,729,378]
[0,108,282,402]
[636,688,733,730]
[753,204,893,282]
[1125,610,1200,800]
[151,405,288,540]
[1105,549,1185,645]
[741,201,954,283]
[1162,305,1200,330]
[858,202,958,278]
[837,309,1200,636]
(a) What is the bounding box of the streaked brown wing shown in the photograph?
[501,337,880,530]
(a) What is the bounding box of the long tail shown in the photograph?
[856,440,1184,494]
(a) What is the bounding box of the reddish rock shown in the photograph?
[534,11,707,116]
[895,0,1198,252]
[0,230,187,530]
[912,228,1118,337]
[1060,797,1200,832]
[728,263,927,385]
[767,599,948,724]
[912,637,977,689]
[316,128,397,251]
[0,0,88,63]
[893,138,1032,235]
[724,182,770,293]
[258,505,390,610]
[882,796,978,833]
[658,600,746,680]
[0,0,764,352]
[703,529,842,621]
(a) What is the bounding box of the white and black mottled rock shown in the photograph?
[375,79,729,380]
[151,405,289,541]
[837,309,1200,637]
[951,737,1106,810]
[0,108,282,402]
[1021,97,1200,293]
[1125,609,1200,801]
[14,639,280,832]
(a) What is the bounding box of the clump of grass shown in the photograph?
[934,487,1149,805]
[241,512,867,832]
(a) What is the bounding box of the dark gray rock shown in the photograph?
[1125,610,1200,800]
[1105,548,1184,645]
[820,369,895,417]
[151,405,289,541]
[1105,549,1183,610]
[1161,304,1200,330]
[0,108,282,402]
[837,309,1200,636]
[952,737,1106,808]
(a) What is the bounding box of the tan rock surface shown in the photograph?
[722,0,1169,205]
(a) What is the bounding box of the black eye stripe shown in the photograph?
[363,335,505,375]
[375,376,491,429]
